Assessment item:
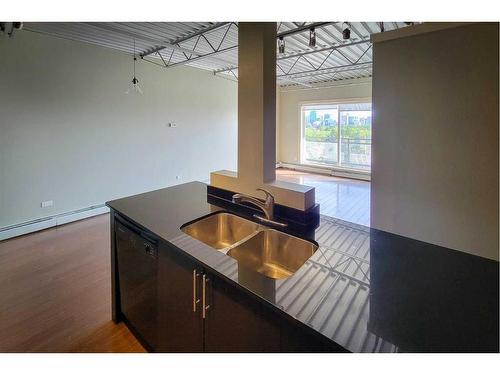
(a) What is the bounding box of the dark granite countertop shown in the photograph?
[107,181,499,352]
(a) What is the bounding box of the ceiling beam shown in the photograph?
[279,39,370,61]
[276,22,335,38]
[276,77,313,88]
[140,22,231,58]
[278,62,372,80]
[142,22,338,69]
[214,38,371,74]
[83,22,204,57]
[214,69,314,88]
[216,62,372,84]
[144,44,237,69]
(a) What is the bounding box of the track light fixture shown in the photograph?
[278,36,285,54]
[0,22,23,38]
[342,22,351,40]
[309,27,316,47]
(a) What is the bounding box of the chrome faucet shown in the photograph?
[233,188,275,220]
[232,188,287,227]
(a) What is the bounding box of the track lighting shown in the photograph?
[278,36,285,54]
[342,22,351,40]
[0,22,23,38]
[309,27,316,47]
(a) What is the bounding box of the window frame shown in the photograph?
[299,97,372,172]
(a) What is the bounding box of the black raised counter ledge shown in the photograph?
[106,181,499,353]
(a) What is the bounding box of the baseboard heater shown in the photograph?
[0,204,109,241]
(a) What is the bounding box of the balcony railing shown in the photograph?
[304,138,371,171]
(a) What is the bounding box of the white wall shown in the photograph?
[0,30,237,228]
[277,78,372,164]
[371,23,499,261]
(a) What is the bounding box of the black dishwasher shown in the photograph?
[115,215,158,350]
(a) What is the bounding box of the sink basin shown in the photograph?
[227,229,318,279]
[181,212,260,249]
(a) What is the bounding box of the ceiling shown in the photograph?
[23,22,411,87]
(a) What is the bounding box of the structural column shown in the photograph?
[211,22,315,211]
[237,22,277,186]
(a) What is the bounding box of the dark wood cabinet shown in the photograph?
[156,243,280,352]
[279,318,346,352]
[157,243,204,352]
[203,273,280,352]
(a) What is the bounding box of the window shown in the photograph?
[301,102,372,172]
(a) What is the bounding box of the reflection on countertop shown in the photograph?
[170,214,395,352]
[107,181,499,353]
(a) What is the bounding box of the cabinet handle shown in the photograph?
[202,274,211,319]
[192,269,200,312]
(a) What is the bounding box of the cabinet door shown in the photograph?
[280,319,346,352]
[203,274,280,352]
[157,243,204,352]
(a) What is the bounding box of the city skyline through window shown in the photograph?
[301,102,372,171]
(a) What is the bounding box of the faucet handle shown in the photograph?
[256,188,274,203]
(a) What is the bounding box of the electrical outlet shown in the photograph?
[41,200,53,208]
[168,122,177,128]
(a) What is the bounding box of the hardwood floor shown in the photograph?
[0,214,145,352]
[276,168,370,226]
[0,171,369,352]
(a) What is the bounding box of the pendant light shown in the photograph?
[125,39,143,95]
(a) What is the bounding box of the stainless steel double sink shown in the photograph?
[181,212,318,280]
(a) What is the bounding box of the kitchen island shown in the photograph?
[106,181,498,352]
